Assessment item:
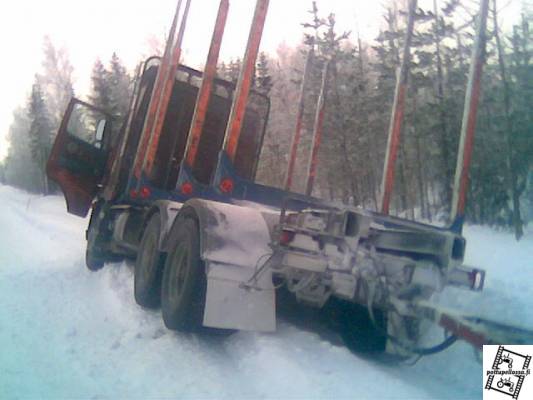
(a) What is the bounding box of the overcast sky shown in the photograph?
[0,0,522,161]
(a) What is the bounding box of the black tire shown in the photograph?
[327,299,387,355]
[134,214,166,308]
[86,205,106,271]
[161,217,207,332]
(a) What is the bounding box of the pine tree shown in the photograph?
[4,106,41,192]
[507,12,533,232]
[217,61,228,79]
[256,52,273,95]
[492,0,523,239]
[28,78,53,195]
[227,58,242,83]
[255,44,301,188]
[88,53,131,138]
[0,162,5,185]
[107,53,131,120]
[89,59,112,114]
[39,36,75,130]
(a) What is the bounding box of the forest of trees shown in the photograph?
[250,0,533,239]
[0,0,531,239]
[0,37,132,195]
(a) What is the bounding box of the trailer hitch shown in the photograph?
[409,300,533,350]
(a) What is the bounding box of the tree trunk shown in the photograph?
[433,0,452,209]
[41,149,49,195]
[493,0,523,240]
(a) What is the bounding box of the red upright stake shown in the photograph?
[133,0,183,179]
[105,61,144,199]
[305,59,330,196]
[184,0,229,168]
[379,0,417,214]
[285,48,314,191]
[144,0,192,178]
[223,0,270,161]
[450,0,489,229]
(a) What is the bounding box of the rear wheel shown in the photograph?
[134,214,166,308]
[327,299,387,355]
[161,217,207,332]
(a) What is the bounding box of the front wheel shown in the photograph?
[161,217,207,332]
[86,204,107,271]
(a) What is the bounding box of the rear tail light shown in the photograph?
[129,189,138,199]
[219,178,234,194]
[181,182,194,195]
[279,230,296,246]
[139,186,151,199]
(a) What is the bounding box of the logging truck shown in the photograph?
[46,0,533,357]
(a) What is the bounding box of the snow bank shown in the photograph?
[1,184,531,399]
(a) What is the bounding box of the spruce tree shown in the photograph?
[28,78,53,195]
[0,162,5,184]
[88,54,131,135]
[227,58,242,83]
[39,36,75,130]
[4,106,41,192]
[107,53,131,120]
[89,59,112,114]
[256,52,273,95]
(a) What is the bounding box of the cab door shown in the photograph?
[46,99,113,217]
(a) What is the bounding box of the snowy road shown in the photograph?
[1,184,532,399]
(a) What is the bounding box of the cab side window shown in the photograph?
[67,103,109,149]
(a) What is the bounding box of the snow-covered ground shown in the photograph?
[1,184,532,399]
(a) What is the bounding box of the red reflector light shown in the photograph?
[139,186,151,199]
[219,178,234,194]
[129,189,138,198]
[279,230,295,246]
[181,182,193,195]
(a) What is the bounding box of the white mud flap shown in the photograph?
[187,200,278,332]
[203,262,276,332]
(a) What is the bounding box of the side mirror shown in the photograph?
[95,119,107,149]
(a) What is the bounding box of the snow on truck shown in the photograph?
[46,0,533,358]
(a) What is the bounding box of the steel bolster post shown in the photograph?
[184,0,230,168]
[450,0,489,230]
[285,49,314,191]
[144,0,192,178]
[133,61,169,178]
[379,0,417,215]
[133,0,183,179]
[223,0,270,161]
[304,59,330,197]
[106,62,143,199]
